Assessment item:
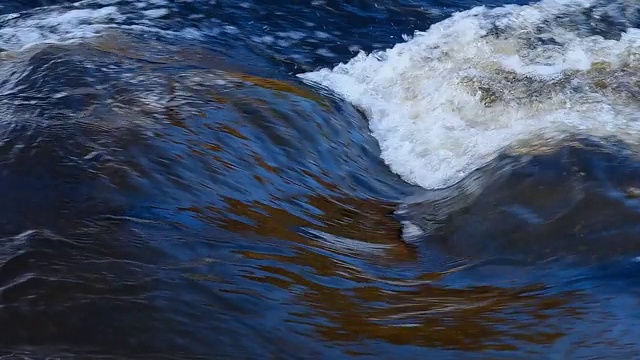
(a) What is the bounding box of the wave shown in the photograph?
[299,0,640,189]
[0,0,198,52]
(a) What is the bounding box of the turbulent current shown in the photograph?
[301,0,640,189]
[0,0,640,358]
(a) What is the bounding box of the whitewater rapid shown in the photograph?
[300,0,640,189]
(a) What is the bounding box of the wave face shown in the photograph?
[4,0,640,358]
[300,0,640,189]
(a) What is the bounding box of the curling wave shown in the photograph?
[300,0,640,189]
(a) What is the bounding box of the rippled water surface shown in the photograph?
[2,0,640,358]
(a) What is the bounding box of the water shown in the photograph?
[0,0,640,358]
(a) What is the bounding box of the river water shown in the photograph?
[1,0,640,358]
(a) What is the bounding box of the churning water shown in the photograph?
[0,0,640,358]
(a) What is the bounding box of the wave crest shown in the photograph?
[300,0,640,189]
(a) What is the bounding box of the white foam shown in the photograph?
[299,0,640,189]
[143,8,170,18]
[400,221,424,244]
[0,6,123,50]
[0,0,186,51]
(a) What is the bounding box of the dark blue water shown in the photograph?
[0,0,639,359]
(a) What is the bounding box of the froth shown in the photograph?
[0,0,180,51]
[299,0,640,189]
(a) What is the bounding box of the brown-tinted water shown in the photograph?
[1,0,640,359]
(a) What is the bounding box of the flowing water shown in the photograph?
[1,0,640,358]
